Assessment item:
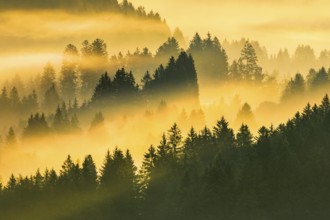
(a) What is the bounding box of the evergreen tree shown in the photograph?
[6,127,17,146]
[213,117,235,148]
[82,155,97,190]
[53,106,69,133]
[43,83,60,113]
[92,72,112,103]
[155,37,180,65]
[187,33,228,83]
[187,33,203,55]
[5,174,17,193]
[238,41,263,82]
[236,103,256,127]
[24,113,49,137]
[281,73,305,101]
[112,68,139,102]
[0,87,9,107]
[70,114,81,132]
[236,124,253,147]
[90,112,104,129]
[139,146,157,192]
[310,67,329,89]
[40,63,56,97]
[80,38,109,99]
[9,87,20,109]
[60,44,79,101]
[167,123,183,155]
[59,155,81,190]
[43,168,58,192]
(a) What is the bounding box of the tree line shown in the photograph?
[0,0,163,21]
[0,49,201,145]
[1,94,330,219]
[281,67,330,102]
[2,34,261,112]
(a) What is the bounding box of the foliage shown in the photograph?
[2,95,330,219]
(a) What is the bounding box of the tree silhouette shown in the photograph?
[23,113,49,137]
[6,127,16,146]
[187,33,228,84]
[42,83,60,113]
[238,41,263,82]
[281,73,305,101]
[60,44,79,102]
[82,155,97,190]
[40,63,56,97]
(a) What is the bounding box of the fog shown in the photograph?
[1,1,330,185]
[1,75,329,183]
[0,10,170,78]
[131,0,330,54]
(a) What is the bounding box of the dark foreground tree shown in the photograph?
[1,95,330,220]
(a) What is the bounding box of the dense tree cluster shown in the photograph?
[223,40,330,78]
[110,47,154,80]
[1,95,330,219]
[142,52,199,106]
[92,51,199,108]
[23,113,49,137]
[229,41,264,82]
[92,69,139,106]
[187,33,229,83]
[23,102,81,139]
[1,46,202,143]
[155,37,181,65]
[0,86,38,122]
[281,67,330,101]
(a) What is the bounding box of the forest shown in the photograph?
[1,95,330,219]
[1,35,330,145]
[1,0,330,219]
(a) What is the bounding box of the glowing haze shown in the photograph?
[131,0,330,54]
[0,0,330,183]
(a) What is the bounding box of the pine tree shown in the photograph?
[187,33,203,54]
[43,83,60,113]
[139,146,157,192]
[60,44,79,101]
[9,87,20,109]
[236,124,253,147]
[167,123,183,155]
[80,38,109,99]
[100,150,113,188]
[155,37,180,65]
[33,169,44,192]
[0,87,9,107]
[213,117,235,147]
[238,41,263,82]
[92,72,112,103]
[310,67,329,89]
[40,63,56,96]
[5,174,17,193]
[6,127,16,146]
[281,73,305,101]
[82,155,98,190]
[53,106,68,133]
[59,155,81,190]
[24,113,49,137]
[90,112,105,129]
[236,103,256,127]
[43,168,58,192]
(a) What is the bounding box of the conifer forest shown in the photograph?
[1,0,330,219]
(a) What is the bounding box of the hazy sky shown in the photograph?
[131,0,330,54]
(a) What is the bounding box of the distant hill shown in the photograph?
[0,0,171,71]
[0,0,162,20]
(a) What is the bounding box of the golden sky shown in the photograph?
[131,0,330,54]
